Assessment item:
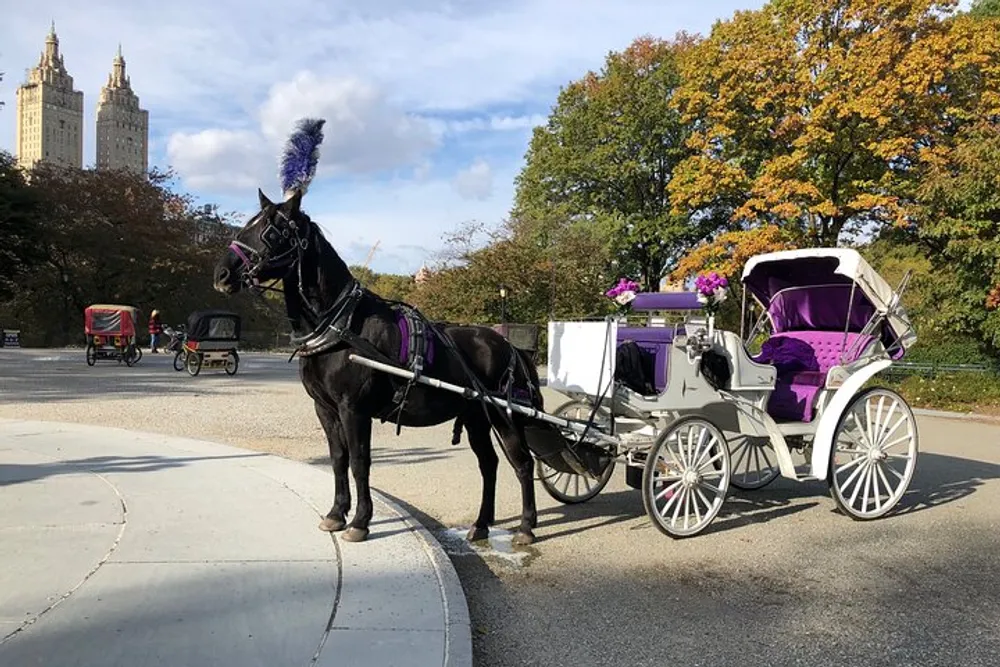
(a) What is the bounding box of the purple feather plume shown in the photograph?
[279,118,326,198]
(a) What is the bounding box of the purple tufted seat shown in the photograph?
[756,331,875,422]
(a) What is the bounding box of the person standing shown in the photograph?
[148,309,163,353]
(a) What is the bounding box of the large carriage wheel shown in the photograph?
[828,387,918,520]
[185,351,203,377]
[224,350,240,376]
[535,400,616,504]
[173,351,186,372]
[642,415,731,538]
[728,435,781,490]
[85,344,97,367]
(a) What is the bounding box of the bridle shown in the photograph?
[227,208,310,292]
[225,205,364,359]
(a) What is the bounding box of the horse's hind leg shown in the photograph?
[315,402,350,533]
[464,412,498,542]
[498,420,538,546]
[342,409,374,543]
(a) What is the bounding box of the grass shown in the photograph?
[878,371,1000,416]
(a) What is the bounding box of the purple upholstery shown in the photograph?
[397,315,435,366]
[617,327,678,392]
[756,331,875,422]
[631,292,703,312]
[768,285,876,334]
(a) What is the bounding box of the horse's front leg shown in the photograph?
[341,408,374,543]
[315,402,350,533]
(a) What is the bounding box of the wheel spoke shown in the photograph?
[689,428,710,469]
[655,479,683,502]
[731,438,751,474]
[836,456,863,475]
[875,462,895,502]
[697,450,724,474]
[848,461,869,507]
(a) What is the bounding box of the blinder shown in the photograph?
[229,208,309,289]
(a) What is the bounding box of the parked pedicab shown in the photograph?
[349,247,919,538]
[175,310,242,376]
[84,304,143,367]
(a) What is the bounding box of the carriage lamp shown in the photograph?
[499,285,509,323]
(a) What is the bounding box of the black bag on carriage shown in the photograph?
[614,340,656,395]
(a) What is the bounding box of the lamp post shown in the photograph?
[499,284,509,324]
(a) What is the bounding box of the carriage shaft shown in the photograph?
[347,353,618,444]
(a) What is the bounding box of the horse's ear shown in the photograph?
[258,188,274,209]
[284,188,303,216]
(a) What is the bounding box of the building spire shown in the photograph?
[110,45,128,88]
[43,21,60,67]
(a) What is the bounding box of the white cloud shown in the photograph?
[165,129,266,191]
[258,72,438,174]
[451,158,494,201]
[166,71,439,192]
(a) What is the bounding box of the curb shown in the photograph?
[913,407,1000,424]
[372,490,473,667]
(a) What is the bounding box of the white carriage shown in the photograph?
[542,248,919,537]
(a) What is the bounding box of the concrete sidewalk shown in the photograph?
[0,419,471,667]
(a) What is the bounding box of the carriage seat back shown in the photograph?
[616,326,679,393]
[757,331,876,422]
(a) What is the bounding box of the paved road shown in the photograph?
[3,348,1000,666]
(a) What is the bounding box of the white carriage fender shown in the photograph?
[810,359,892,480]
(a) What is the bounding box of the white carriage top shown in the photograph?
[741,248,917,355]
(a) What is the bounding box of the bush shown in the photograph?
[880,371,1000,412]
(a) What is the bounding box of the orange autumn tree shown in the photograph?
[669,0,986,247]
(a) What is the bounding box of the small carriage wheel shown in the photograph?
[85,344,97,367]
[224,350,240,376]
[728,435,781,491]
[185,351,203,377]
[173,351,186,372]
[535,400,616,504]
[133,346,143,364]
[828,387,918,520]
[124,346,137,367]
[642,415,731,538]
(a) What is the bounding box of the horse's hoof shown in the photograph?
[341,527,370,543]
[512,530,535,546]
[466,526,490,542]
[319,516,347,532]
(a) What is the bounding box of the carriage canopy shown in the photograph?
[84,304,138,337]
[741,248,916,353]
[186,310,242,341]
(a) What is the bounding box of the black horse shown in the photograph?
[213,188,545,545]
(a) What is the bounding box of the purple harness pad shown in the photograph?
[397,313,435,366]
[757,331,875,423]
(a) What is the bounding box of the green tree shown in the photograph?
[670,0,994,246]
[0,151,45,300]
[915,121,1000,352]
[410,216,612,326]
[969,0,1000,17]
[370,273,415,302]
[513,36,710,291]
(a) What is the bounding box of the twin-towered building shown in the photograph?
[15,23,149,174]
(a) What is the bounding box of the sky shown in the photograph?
[1,0,780,274]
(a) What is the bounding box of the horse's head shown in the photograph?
[213,117,326,295]
[213,188,309,294]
